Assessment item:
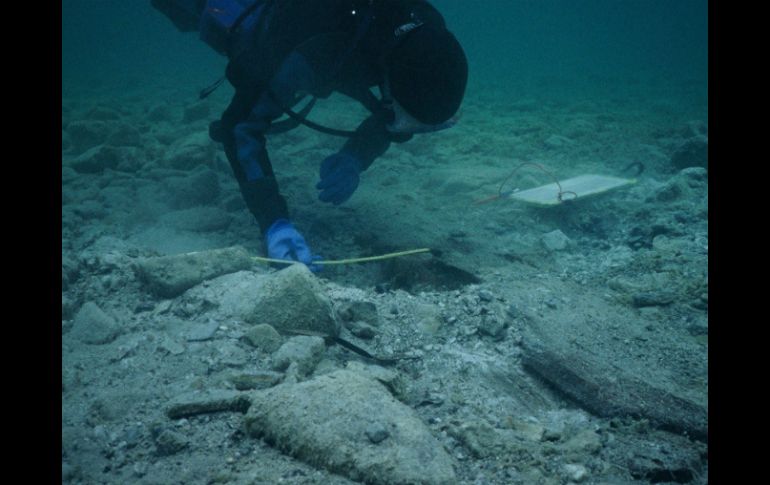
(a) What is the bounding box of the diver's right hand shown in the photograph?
[265,219,321,272]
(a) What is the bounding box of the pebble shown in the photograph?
[70,302,120,345]
[478,290,494,302]
[365,423,390,444]
[243,324,283,353]
[563,463,588,482]
[542,230,570,251]
[154,429,189,456]
[506,303,520,318]
[271,336,326,376]
[186,319,221,341]
[346,320,377,339]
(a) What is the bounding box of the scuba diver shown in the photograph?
[151,0,468,270]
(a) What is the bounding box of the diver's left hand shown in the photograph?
[316,153,361,205]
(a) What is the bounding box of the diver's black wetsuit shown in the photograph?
[208,0,449,232]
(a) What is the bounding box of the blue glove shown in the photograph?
[316,153,362,205]
[265,219,322,272]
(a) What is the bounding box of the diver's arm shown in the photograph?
[338,113,413,171]
[222,52,318,232]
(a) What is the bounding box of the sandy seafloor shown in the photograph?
[62,68,708,485]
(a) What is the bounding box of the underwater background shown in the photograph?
[62,1,708,484]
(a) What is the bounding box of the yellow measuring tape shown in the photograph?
[251,248,431,266]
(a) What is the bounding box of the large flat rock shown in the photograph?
[520,305,707,440]
[244,369,456,485]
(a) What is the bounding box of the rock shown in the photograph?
[345,361,408,402]
[160,207,232,232]
[66,120,112,154]
[106,123,142,147]
[182,101,211,123]
[153,429,189,456]
[477,289,494,302]
[162,131,214,170]
[447,420,518,459]
[271,336,326,376]
[365,422,390,444]
[146,103,173,122]
[245,370,456,484]
[542,229,570,251]
[68,145,120,173]
[166,389,251,419]
[69,302,120,345]
[133,246,254,298]
[563,429,602,455]
[679,166,708,186]
[156,336,185,356]
[228,371,283,391]
[243,323,283,352]
[346,320,377,339]
[245,264,340,337]
[337,300,379,326]
[478,313,507,340]
[563,463,588,482]
[651,178,687,202]
[615,432,704,484]
[415,302,443,334]
[186,319,220,341]
[506,418,545,442]
[671,135,707,170]
[167,169,221,209]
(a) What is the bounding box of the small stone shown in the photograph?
[346,320,377,339]
[506,303,520,318]
[70,302,120,345]
[243,324,283,353]
[563,463,588,482]
[478,314,507,340]
[338,300,379,325]
[542,230,570,251]
[365,423,390,444]
[671,135,708,170]
[186,319,221,341]
[154,429,189,456]
[478,290,494,302]
[271,336,326,376]
[157,337,185,355]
